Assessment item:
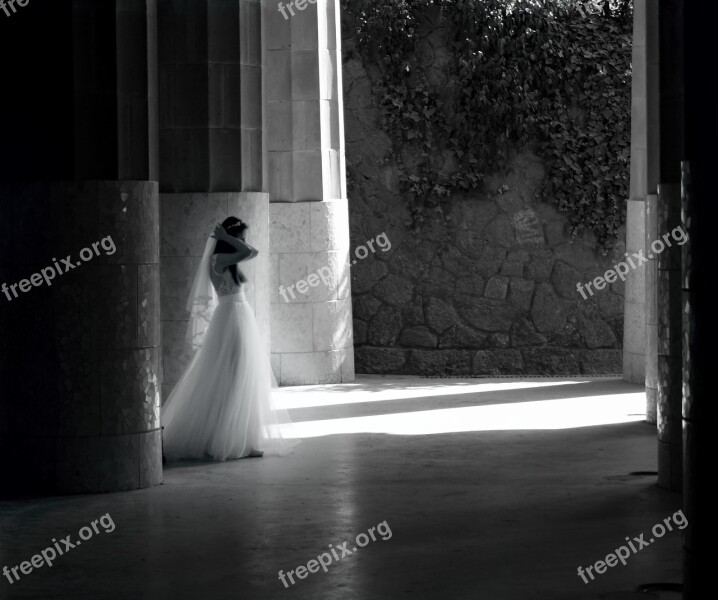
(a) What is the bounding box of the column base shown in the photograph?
[271,348,354,386]
[0,430,162,495]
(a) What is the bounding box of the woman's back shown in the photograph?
[210,255,242,297]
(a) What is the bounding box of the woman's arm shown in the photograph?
[212,224,259,256]
[212,225,259,271]
[214,252,252,272]
[222,233,258,257]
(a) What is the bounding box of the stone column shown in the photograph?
[266,0,354,384]
[656,0,684,492]
[644,193,659,422]
[656,182,682,491]
[682,2,718,594]
[158,0,272,400]
[0,0,162,493]
[625,0,659,413]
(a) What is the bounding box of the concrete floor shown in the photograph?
[0,376,683,600]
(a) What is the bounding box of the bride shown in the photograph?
[162,217,297,461]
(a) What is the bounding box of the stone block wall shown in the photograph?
[269,198,354,384]
[344,58,626,376]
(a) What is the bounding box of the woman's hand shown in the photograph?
[211,223,257,264]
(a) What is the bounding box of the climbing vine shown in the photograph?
[342,0,632,249]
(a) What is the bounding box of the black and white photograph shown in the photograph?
[0,0,715,598]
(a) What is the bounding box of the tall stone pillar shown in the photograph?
[266,0,354,384]
[158,0,272,400]
[0,0,162,493]
[656,0,684,492]
[682,1,718,594]
[645,193,659,421]
[625,0,659,415]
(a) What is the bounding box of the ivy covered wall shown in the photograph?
[341,0,633,375]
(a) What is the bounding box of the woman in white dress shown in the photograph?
[162,217,297,461]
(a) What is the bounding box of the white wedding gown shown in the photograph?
[162,254,297,461]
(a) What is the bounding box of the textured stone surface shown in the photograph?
[311,199,351,252]
[102,181,159,263]
[340,347,356,382]
[622,200,646,383]
[264,2,358,383]
[271,302,314,353]
[425,297,461,334]
[439,324,488,349]
[354,347,407,374]
[161,192,226,256]
[270,202,312,252]
[161,256,195,321]
[522,349,581,375]
[473,350,524,375]
[508,278,535,311]
[488,333,511,349]
[353,319,367,345]
[623,301,647,355]
[266,0,346,204]
[462,300,519,333]
[1,181,161,493]
[277,251,338,303]
[313,299,353,351]
[579,349,623,374]
[278,350,345,385]
[399,327,438,348]
[101,347,160,435]
[531,283,570,333]
[407,349,473,376]
[352,259,388,294]
[139,429,164,488]
[511,318,547,348]
[352,294,382,321]
[340,31,624,377]
[55,434,140,494]
[159,0,263,192]
[551,261,583,299]
[578,314,618,349]
[367,305,402,346]
[484,276,510,300]
[270,200,355,384]
[456,275,486,296]
[161,321,194,389]
[525,250,555,281]
[511,209,544,248]
[373,274,414,305]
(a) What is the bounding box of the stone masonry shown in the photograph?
[342,32,625,376]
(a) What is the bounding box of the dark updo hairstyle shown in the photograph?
[216,216,250,285]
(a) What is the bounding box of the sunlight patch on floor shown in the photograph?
[274,390,647,438]
[272,379,588,410]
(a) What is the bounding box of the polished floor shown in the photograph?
[0,376,683,600]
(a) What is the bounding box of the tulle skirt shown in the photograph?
[162,291,298,461]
